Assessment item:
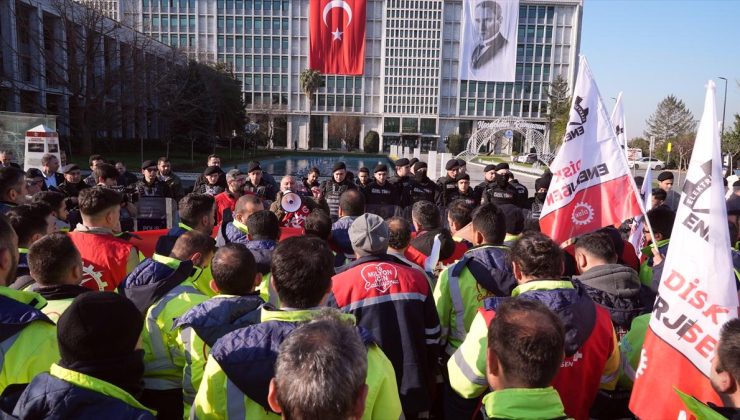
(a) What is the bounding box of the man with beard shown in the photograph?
[408,161,441,207]
[302,167,321,192]
[364,164,399,219]
[480,163,517,206]
[320,162,357,221]
[157,157,184,202]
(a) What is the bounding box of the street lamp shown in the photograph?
[719,76,728,171]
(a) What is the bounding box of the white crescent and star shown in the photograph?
[322,0,353,41]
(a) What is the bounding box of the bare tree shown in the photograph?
[328,115,361,151]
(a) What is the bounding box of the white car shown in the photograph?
[630,157,665,170]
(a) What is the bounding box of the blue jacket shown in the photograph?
[224,222,249,245]
[455,245,516,297]
[210,311,376,412]
[13,371,155,420]
[119,256,195,313]
[331,216,357,266]
[246,240,276,275]
[173,294,264,347]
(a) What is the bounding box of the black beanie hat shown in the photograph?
[332,162,347,172]
[57,292,143,363]
[495,162,510,171]
[445,159,460,171]
[456,173,470,181]
[358,166,369,174]
[413,161,427,171]
[484,164,496,173]
[374,163,388,173]
[535,176,551,191]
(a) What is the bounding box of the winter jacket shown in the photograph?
[154,222,194,256]
[135,179,172,199]
[574,264,652,340]
[192,307,402,420]
[244,179,277,202]
[0,287,58,413]
[363,181,400,219]
[329,254,441,415]
[449,279,620,420]
[223,220,250,245]
[434,245,516,354]
[331,215,358,266]
[320,178,356,220]
[446,188,480,207]
[13,364,155,420]
[246,240,277,305]
[639,238,670,290]
[34,284,90,323]
[214,191,239,226]
[173,293,264,408]
[408,175,440,207]
[405,228,457,268]
[481,387,569,420]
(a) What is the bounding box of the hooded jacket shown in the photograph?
[120,254,196,313]
[173,294,264,407]
[434,245,516,354]
[575,264,652,340]
[224,220,250,245]
[448,279,619,420]
[192,308,402,420]
[331,215,358,266]
[246,239,276,276]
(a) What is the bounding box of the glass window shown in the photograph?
[236,17,242,32]
[402,118,418,133]
[217,0,224,8]
[420,118,436,134]
[189,16,195,30]
[384,118,400,132]
[336,77,344,90]
[161,16,168,29]
[255,18,262,30]
[217,36,224,48]
[226,17,234,31]
[281,38,288,49]
[226,37,234,48]
[217,17,224,30]
[245,18,252,30]
[152,15,159,28]
[245,38,252,48]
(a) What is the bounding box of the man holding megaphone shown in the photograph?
[270,175,329,229]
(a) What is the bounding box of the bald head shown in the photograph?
[280,176,296,193]
[234,194,264,223]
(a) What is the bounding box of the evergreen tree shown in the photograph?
[547,75,571,148]
[644,95,697,142]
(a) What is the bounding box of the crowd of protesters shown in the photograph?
[0,149,739,420]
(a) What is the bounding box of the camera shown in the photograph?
[111,185,139,204]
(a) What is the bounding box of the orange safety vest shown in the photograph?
[68,231,135,292]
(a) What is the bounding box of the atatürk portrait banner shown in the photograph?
[460,0,519,82]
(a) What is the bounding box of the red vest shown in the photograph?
[332,258,430,308]
[68,231,135,292]
[479,303,615,420]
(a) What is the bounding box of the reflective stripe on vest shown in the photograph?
[447,256,472,349]
[145,284,199,389]
[226,377,246,419]
[181,326,196,404]
[452,348,487,387]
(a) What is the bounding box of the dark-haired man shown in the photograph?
[67,187,140,291]
[330,213,440,418]
[26,233,88,322]
[320,161,357,221]
[6,203,56,281]
[174,244,264,412]
[405,200,457,268]
[302,167,321,192]
[268,314,370,420]
[0,213,59,405]
[246,210,280,305]
[83,154,106,186]
[137,160,173,198]
[474,164,497,203]
[364,163,399,218]
[356,167,370,190]
[331,189,366,266]
[449,231,620,420]
[114,161,139,187]
[386,216,428,276]
[40,153,64,190]
[481,298,568,419]
[679,318,740,418]
[193,236,402,420]
[155,193,216,256]
[390,158,412,210]
[0,166,28,214]
[651,187,667,209]
[25,168,46,196]
[157,157,184,201]
[124,231,214,419]
[304,209,332,241]
[435,204,515,360]
[32,190,70,231]
[657,171,680,212]
[639,205,675,290]
[574,232,649,336]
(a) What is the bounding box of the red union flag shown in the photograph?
[539,56,642,244]
[309,0,366,75]
[629,80,739,418]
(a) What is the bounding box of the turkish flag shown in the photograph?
[309,0,366,75]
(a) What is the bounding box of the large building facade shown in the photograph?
[0,0,174,142]
[127,0,582,152]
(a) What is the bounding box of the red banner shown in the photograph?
[629,328,721,418]
[540,175,641,244]
[309,0,366,75]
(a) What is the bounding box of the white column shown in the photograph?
[322,116,328,150]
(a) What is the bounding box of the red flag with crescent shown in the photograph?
[309,0,366,75]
